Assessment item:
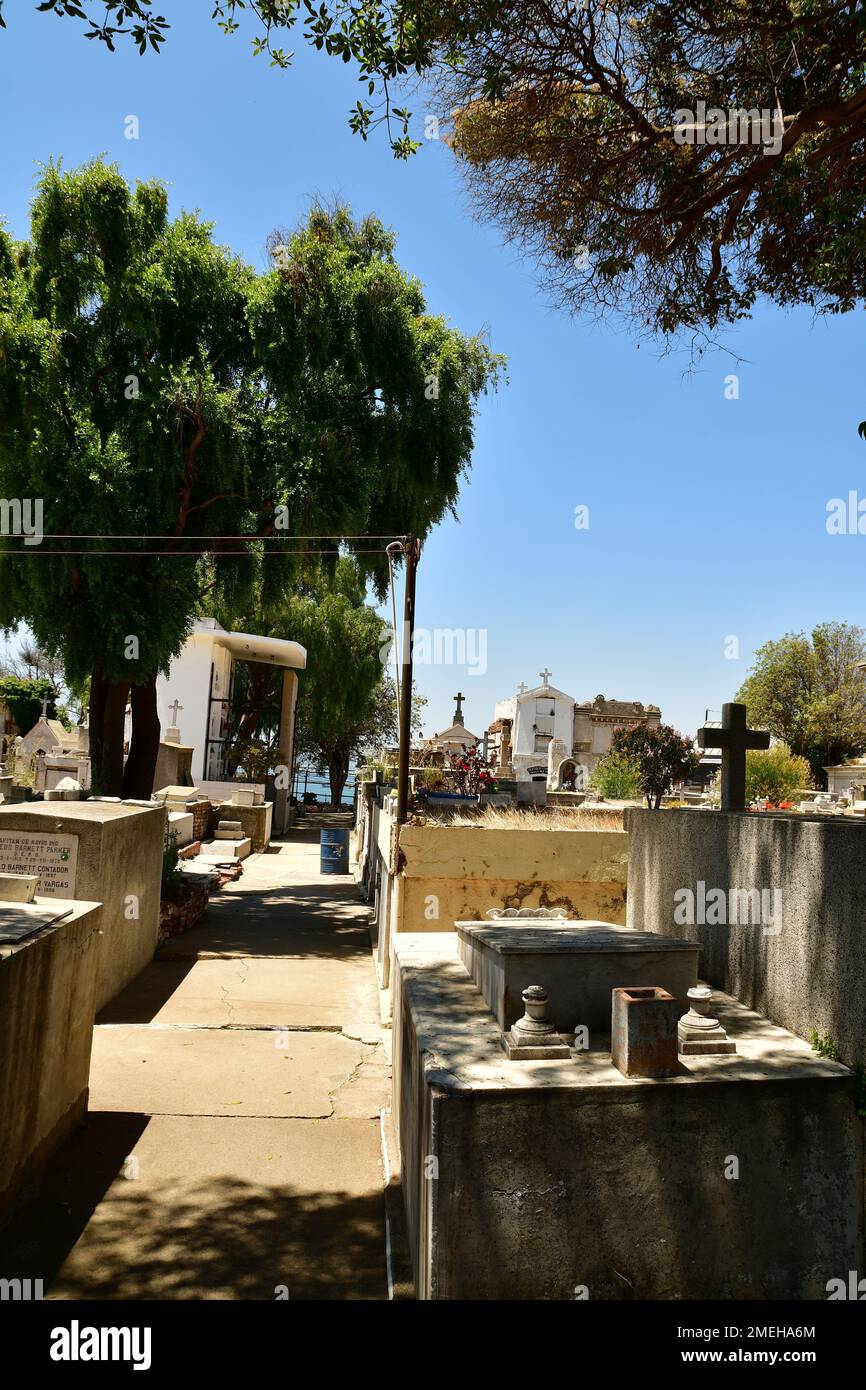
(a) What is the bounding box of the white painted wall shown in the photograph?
[155,622,233,784]
[512,685,575,760]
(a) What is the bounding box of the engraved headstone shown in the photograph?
[0,829,79,898]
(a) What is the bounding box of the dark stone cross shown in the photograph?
[697,702,770,812]
[453,691,465,726]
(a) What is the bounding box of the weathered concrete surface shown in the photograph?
[0,802,164,1012]
[625,807,866,1065]
[209,800,273,853]
[456,919,698,1032]
[393,934,864,1301]
[0,836,394,1299]
[89,1025,382,1118]
[0,900,101,1222]
[397,824,629,931]
[1,1114,387,1300]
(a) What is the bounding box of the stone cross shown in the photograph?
[539,668,552,687]
[168,699,183,726]
[41,694,49,718]
[697,702,770,812]
[453,691,465,726]
[517,682,528,695]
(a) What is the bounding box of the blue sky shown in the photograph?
[1,4,864,738]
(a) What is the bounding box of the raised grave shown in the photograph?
[456,918,699,1032]
[0,801,164,1012]
[392,930,863,1299]
[1,891,102,1219]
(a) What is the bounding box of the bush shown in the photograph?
[590,750,642,800]
[745,744,812,805]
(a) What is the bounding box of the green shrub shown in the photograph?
[745,744,812,805]
[590,750,642,800]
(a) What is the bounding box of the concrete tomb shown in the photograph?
[456,918,699,1033]
[0,801,164,1013]
[392,920,863,1299]
[0,888,102,1222]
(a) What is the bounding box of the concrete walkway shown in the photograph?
[1,832,393,1300]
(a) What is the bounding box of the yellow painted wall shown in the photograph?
[395,826,628,931]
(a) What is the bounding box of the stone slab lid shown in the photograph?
[455,920,698,954]
[156,785,200,802]
[0,902,73,944]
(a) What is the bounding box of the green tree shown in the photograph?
[18,3,866,334]
[0,161,500,795]
[736,623,866,788]
[589,749,642,801]
[744,744,812,806]
[287,569,390,805]
[611,723,701,810]
[0,675,56,733]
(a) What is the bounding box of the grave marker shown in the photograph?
[697,702,770,811]
[0,829,79,898]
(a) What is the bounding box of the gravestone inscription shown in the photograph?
[0,829,79,898]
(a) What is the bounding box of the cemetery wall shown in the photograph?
[396,823,629,931]
[625,808,866,1065]
[0,901,101,1222]
[357,804,630,993]
[0,802,165,1013]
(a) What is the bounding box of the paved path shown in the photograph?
[1,832,392,1300]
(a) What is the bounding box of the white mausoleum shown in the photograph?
[489,670,661,790]
[155,618,306,832]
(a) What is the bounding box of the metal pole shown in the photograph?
[396,534,420,824]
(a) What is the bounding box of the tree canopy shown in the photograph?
[736,622,866,787]
[0,159,500,792]
[611,722,701,809]
[13,3,866,334]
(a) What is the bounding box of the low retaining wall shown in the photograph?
[397,823,629,931]
[625,808,866,1066]
[359,807,630,991]
[0,900,102,1223]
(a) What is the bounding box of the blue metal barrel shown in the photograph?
[320,827,350,874]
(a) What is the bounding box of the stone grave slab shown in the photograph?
[198,837,252,862]
[0,827,79,898]
[167,810,194,847]
[0,901,73,945]
[455,918,699,1032]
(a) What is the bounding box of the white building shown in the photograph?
[155,618,306,831]
[492,670,576,787]
[489,669,661,790]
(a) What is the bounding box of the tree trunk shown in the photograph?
[328,754,350,807]
[89,668,130,797]
[123,671,161,799]
[88,667,107,797]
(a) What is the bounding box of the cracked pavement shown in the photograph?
[1,831,392,1300]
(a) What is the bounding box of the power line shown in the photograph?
[0,548,392,557]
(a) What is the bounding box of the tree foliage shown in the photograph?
[744,743,812,805]
[736,623,866,787]
[0,160,499,792]
[589,749,642,801]
[611,722,701,809]
[0,675,56,733]
[15,3,866,334]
